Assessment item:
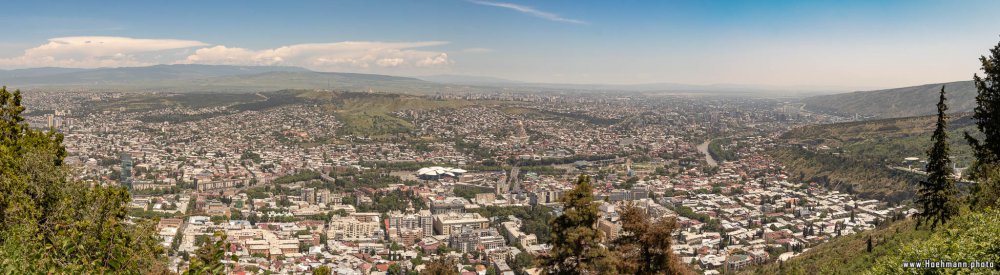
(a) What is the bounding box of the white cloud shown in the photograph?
[181,41,453,70]
[376,58,405,67]
[181,45,258,65]
[468,0,587,24]
[0,37,454,74]
[0,36,207,68]
[417,53,451,66]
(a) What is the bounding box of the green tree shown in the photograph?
[313,265,332,275]
[613,204,690,275]
[544,175,618,274]
[421,257,460,275]
[967,38,1000,208]
[0,86,167,273]
[185,231,228,274]
[967,38,1000,164]
[916,87,959,229]
[511,252,535,272]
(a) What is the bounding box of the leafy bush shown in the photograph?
[0,87,166,273]
[868,208,1000,274]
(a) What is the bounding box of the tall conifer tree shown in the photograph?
[917,86,959,229]
[544,175,617,274]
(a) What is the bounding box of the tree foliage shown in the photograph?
[612,204,692,275]
[869,207,1000,274]
[452,184,492,200]
[312,265,332,275]
[967,38,1000,164]
[421,257,460,275]
[916,87,960,229]
[186,231,228,274]
[471,205,554,243]
[966,38,1000,208]
[0,86,166,273]
[544,175,617,274]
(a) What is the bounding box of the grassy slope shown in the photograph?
[84,89,506,138]
[782,114,977,167]
[302,91,477,137]
[774,114,977,203]
[868,207,1000,274]
[753,112,1000,274]
[772,146,923,203]
[744,207,1000,275]
[86,92,264,114]
[743,218,932,275]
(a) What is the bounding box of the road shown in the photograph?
[697,140,718,167]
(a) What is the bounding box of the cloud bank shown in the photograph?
[0,36,453,73]
[181,41,452,70]
[0,36,207,68]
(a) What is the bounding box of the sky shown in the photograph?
[1,0,999,90]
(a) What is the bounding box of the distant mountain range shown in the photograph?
[0,64,468,94]
[0,64,309,84]
[801,80,978,119]
[417,74,524,86]
[0,64,869,95]
[419,75,856,96]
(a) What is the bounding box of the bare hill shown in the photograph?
[802,81,976,119]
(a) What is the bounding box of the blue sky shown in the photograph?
[1,0,999,89]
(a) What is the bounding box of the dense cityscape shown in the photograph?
[19,89,906,274]
[3,1,1000,274]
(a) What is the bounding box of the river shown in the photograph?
[697,140,718,167]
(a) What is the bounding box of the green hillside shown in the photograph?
[771,146,923,203]
[757,108,1000,274]
[743,218,932,275]
[781,114,978,168]
[802,81,976,119]
[868,208,1000,274]
[743,207,1000,275]
[229,89,477,137]
[313,91,476,137]
[85,89,480,137]
[773,114,978,203]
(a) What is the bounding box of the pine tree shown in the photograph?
[966,38,1000,207]
[917,86,959,229]
[544,175,617,274]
